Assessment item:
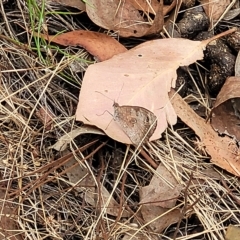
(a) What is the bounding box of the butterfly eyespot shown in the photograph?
[113,103,157,145]
[130,118,137,124]
[145,116,150,123]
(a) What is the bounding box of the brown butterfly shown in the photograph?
[113,102,157,146]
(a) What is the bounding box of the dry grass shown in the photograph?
[0,1,240,240]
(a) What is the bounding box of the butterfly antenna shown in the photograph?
[116,82,125,103]
[95,91,114,103]
[96,110,113,117]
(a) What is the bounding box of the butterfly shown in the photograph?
[113,102,157,146]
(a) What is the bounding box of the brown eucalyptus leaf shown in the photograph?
[201,0,236,29]
[0,174,22,239]
[37,30,127,61]
[139,164,182,208]
[235,51,240,76]
[225,225,240,240]
[76,38,206,144]
[223,8,240,21]
[139,164,181,233]
[126,0,160,14]
[140,205,180,234]
[35,107,54,131]
[86,0,163,37]
[126,0,175,16]
[210,77,240,141]
[201,0,231,26]
[170,89,240,177]
[64,155,130,217]
[51,126,105,151]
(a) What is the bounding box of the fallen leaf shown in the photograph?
[76,38,206,144]
[76,28,236,145]
[170,89,240,177]
[0,174,22,240]
[225,225,240,240]
[223,8,240,21]
[140,205,180,233]
[139,164,182,233]
[235,51,240,76]
[37,30,127,61]
[163,0,177,16]
[64,155,130,217]
[201,167,221,179]
[51,126,105,151]
[210,77,240,141]
[127,0,176,16]
[201,0,231,27]
[126,0,159,14]
[36,107,55,131]
[86,0,163,37]
[140,164,182,208]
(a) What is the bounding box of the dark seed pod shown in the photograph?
[206,40,235,94]
[175,68,189,97]
[226,28,240,52]
[195,32,236,95]
[177,8,209,39]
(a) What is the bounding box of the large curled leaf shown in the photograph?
[86,0,163,37]
[76,38,206,144]
[210,77,240,141]
[37,30,127,61]
[170,90,240,176]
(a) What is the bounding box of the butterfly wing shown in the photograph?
[113,105,157,145]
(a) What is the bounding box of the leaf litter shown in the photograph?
[76,29,236,148]
[210,77,240,143]
[86,0,164,37]
[76,38,205,144]
[35,29,127,61]
[201,0,233,28]
[139,163,182,233]
[2,1,240,239]
[63,151,130,217]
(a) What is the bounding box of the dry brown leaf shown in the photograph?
[76,38,206,144]
[164,0,181,31]
[0,175,22,240]
[124,0,175,16]
[170,90,240,177]
[163,0,177,16]
[201,0,231,27]
[210,77,240,141]
[64,155,130,217]
[223,8,240,20]
[126,0,160,14]
[51,126,105,151]
[49,0,86,11]
[225,225,240,240]
[140,205,180,233]
[139,164,182,233]
[37,30,127,61]
[35,107,55,131]
[235,51,240,76]
[139,164,182,208]
[86,0,163,37]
